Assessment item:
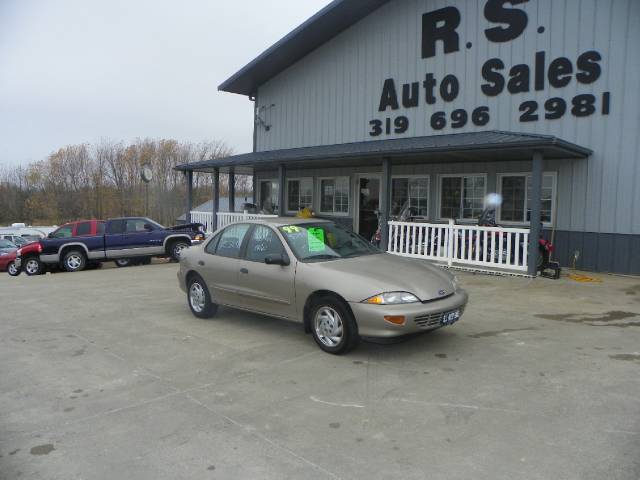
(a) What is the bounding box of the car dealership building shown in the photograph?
[177,0,639,275]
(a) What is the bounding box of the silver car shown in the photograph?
[178,218,468,354]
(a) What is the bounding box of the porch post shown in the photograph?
[278,164,286,216]
[380,157,392,251]
[212,168,220,231]
[527,150,543,276]
[228,168,235,213]
[252,171,257,205]
[185,170,193,224]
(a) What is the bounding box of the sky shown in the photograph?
[0,0,332,167]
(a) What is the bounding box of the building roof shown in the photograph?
[218,0,390,96]
[175,131,592,173]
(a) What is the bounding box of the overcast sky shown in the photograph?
[0,0,331,167]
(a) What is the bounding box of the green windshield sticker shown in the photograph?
[282,226,301,234]
[307,228,326,252]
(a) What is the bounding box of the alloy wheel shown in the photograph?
[8,262,19,276]
[66,254,83,271]
[25,259,40,275]
[189,282,206,313]
[314,306,344,347]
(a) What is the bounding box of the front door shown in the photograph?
[237,225,296,319]
[358,177,380,241]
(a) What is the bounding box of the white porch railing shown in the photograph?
[387,220,530,274]
[189,211,278,233]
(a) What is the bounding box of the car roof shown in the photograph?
[238,217,333,227]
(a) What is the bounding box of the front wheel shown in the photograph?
[310,297,359,354]
[170,241,190,262]
[7,261,20,276]
[188,275,218,319]
[24,257,44,276]
[62,250,86,273]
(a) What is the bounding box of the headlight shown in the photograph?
[363,292,420,305]
[0,252,7,256]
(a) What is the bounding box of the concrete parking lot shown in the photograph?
[0,262,639,480]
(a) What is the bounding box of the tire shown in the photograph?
[115,258,132,268]
[170,240,190,262]
[62,250,86,273]
[23,257,44,276]
[187,274,218,319]
[139,257,152,266]
[310,296,359,355]
[7,261,20,277]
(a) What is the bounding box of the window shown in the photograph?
[245,225,285,263]
[439,175,486,220]
[97,222,105,235]
[287,178,313,213]
[319,177,350,215]
[107,220,125,234]
[76,222,92,236]
[53,226,74,238]
[392,177,429,217]
[214,224,250,258]
[498,173,556,224]
[259,180,279,214]
[125,219,150,233]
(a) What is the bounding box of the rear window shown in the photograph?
[97,222,105,235]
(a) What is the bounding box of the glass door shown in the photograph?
[357,177,380,241]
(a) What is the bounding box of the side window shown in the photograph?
[108,220,125,234]
[125,219,147,232]
[76,222,92,236]
[214,224,250,259]
[204,233,222,255]
[53,226,74,238]
[96,222,105,235]
[245,225,284,263]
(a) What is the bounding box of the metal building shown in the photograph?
[177,0,640,275]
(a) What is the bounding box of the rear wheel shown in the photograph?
[62,250,86,273]
[7,261,20,276]
[24,257,44,276]
[187,275,217,319]
[310,296,359,354]
[115,258,132,268]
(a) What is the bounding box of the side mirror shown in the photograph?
[143,223,153,231]
[264,253,290,266]
[47,233,54,239]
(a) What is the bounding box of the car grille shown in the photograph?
[414,312,444,328]
[414,306,465,328]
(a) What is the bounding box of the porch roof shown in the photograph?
[175,130,592,174]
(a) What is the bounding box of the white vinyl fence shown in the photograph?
[189,211,277,233]
[387,220,531,274]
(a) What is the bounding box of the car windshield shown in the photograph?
[278,222,381,262]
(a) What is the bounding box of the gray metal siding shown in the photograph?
[254,0,640,236]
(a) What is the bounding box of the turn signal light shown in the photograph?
[384,315,406,326]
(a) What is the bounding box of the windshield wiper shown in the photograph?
[304,254,340,261]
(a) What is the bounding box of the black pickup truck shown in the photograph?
[38,217,205,272]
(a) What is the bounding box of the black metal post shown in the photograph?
[228,168,235,213]
[527,150,543,276]
[380,157,392,251]
[212,168,220,232]
[186,170,193,224]
[278,164,286,216]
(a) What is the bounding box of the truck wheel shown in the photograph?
[24,257,44,276]
[7,261,21,276]
[63,250,86,272]
[115,258,132,268]
[170,240,190,262]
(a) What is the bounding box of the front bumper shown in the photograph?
[14,256,22,269]
[349,289,469,338]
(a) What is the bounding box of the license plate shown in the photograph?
[441,310,460,326]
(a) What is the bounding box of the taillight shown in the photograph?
[16,248,22,256]
[36,242,43,253]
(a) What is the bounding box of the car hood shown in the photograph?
[164,222,204,233]
[304,253,456,302]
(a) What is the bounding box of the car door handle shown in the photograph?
[240,268,249,274]
[198,260,205,266]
